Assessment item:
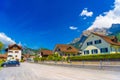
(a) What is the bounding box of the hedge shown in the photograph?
[69,53,120,61]
[0,59,4,67]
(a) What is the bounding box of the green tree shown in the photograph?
[0,42,4,54]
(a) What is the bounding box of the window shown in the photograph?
[91,49,98,54]
[73,54,75,56]
[84,50,89,55]
[65,54,67,56]
[8,55,13,57]
[95,40,101,44]
[111,47,115,52]
[87,41,93,46]
[77,53,81,55]
[15,51,19,53]
[100,48,108,53]
[8,51,13,53]
[118,48,120,52]
[68,54,70,56]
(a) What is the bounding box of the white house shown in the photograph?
[81,33,120,55]
[6,44,22,61]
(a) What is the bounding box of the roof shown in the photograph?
[40,50,53,55]
[9,44,22,49]
[23,54,30,58]
[54,44,78,54]
[92,32,120,46]
[0,54,7,59]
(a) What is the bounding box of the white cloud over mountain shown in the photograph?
[0,33,16,46]
[69,26,78,30]
[80,8,93,17]
[88,0,120,30]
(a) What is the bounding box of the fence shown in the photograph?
[35,60,120,71]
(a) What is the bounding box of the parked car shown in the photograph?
[1,60,20,67]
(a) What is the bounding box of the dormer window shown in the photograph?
[67,47,72,50]
[111,36,118,43]
[56,48,60,51]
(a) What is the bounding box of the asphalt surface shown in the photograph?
[0,62,119,80]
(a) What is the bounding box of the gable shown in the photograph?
[8,44,22,50]
[81,34,110,50]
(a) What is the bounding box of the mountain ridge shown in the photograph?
[70,24,120,49]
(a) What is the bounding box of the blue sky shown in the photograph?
[0,0,117,49]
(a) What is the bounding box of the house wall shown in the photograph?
[110,45,120,53]
[7,50,22,61]
[81,34,111,55]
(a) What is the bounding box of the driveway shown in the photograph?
[0,62,119,80]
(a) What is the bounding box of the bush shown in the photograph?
[0,59,4,67]
[41,57,47,61]
[69,53,120,61]
[20,59,25,62]
[47,55,53,61]
[52,56,62,61]
[33,56,40,62]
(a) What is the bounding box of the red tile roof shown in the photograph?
[0,54,7,59]
[54,44,78,54]
[40,50,53,55]
[92,32,120,46]
[23,54,30,58]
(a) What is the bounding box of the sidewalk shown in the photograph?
[36,61,120,71]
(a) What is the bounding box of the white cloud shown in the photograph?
[80,8,93,17]
[69,26,78,30]
[88,0,120,30]
[0,33,16,47]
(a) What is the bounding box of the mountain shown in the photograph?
[69,34,88,49]
[109,24,120,33]
[22,46,50,55]
[22,46,40,55]
[70,24,120,49]
[108,24,120,41]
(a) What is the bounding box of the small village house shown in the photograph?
[0,54,7,60]
[38,50,53,57]
[5,44,22,61]
[53,44,78,56]
[81,33,120,55]
[22,54,31,61]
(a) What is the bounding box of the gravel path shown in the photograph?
[0,62,119,80]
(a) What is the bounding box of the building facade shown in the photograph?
[81,33,120,55]
[6,44,22,61]
[53,44,78,56]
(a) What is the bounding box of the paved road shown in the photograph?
[0,62,119,80]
